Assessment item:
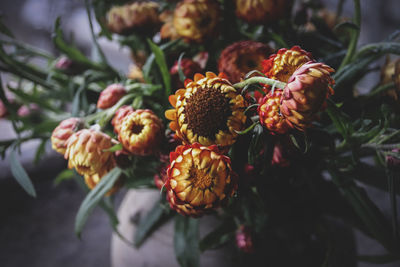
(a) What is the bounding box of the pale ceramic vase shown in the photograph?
[111,189,238,267]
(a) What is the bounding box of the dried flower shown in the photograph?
[118,109,163,156]
[165,72,247,148]
[218,40,272,83]
[106,1,160,35]
[173,0,220,42]
[112,105,135,134]
[51,118,85,155]
[280,61,334,130]
[380,57,400,101]
[234,0,291,24]
[165,143,238,217]
[262,46,313,87]
[65,129,114,176]
[160,10,180,40]
[84,159,122,195]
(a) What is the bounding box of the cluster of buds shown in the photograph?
[258,46,334,132]
[51,118,122,195]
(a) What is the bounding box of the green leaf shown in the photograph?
[326,100,352,140]
[248,124,264,165]
[329,168,399,253]
[52,18,103,71]
[177,52,186,83]
[34,139,48,164]
[54,169,75,186]
[0,16,14,38]
[134,198,172,247]
[199,220,236,252]
[333,21,360,32]
[103,143,123,152]
[174,216,200,267]
[75,167,122,237]
[147,39,171,99]
[10,149,36,197]
[358,253,400,264]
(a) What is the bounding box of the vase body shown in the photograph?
[111,189,238,267]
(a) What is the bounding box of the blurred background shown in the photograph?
[0,0,399,266]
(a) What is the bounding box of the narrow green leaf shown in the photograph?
[75,167,122,237]
[10,149,36,197]
[326,100,352,140]
[329,168,399,253]
[174,216,200,267]
[103,143,123,152]
[52,18,103,71]
[177,52,186,83]
[54,169,75,186]
[147,39,171,98]
[34,139,47,164]
[358,253,400,264]
[199,221,236,252]
[134,199,172,247]
[0,17,14,38]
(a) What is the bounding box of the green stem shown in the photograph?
[233,77,286,91]
[367,82,395,98]
[338,0,361,70]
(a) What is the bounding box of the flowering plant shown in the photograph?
[1,0,400,266]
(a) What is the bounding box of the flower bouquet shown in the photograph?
[1,0,400,266]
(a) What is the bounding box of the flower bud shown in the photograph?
[65,129,114,176]
[51,118,85,155]
[170,58,202,90]
[17,103,40,117]
[0,100,7,118]
[280,61,334,130]
[386,149,400,172]
[258,89,291,134]
[236,225,254,253]
[97,83,127,109]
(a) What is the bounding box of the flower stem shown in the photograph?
[338,0,361,70]
[233,77,286,91]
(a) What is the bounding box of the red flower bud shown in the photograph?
[97,84,127,109]
[236,225,254,253]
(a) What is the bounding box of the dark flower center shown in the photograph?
[184,85,231,139]
[131,124,144,134]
